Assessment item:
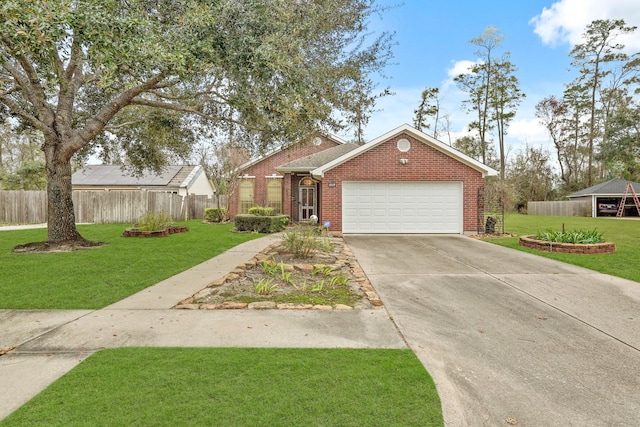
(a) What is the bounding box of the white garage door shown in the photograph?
[342,181,462,233]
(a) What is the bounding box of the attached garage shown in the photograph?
[305,124,498,235]
[342,181,462,233]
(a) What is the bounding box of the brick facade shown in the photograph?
[229,137,340,217]
[319,133,485,234]
[230,128,493,234]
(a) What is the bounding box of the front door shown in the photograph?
[299,185,316,220]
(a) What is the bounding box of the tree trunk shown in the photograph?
[45,138,84,243]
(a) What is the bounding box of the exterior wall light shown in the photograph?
[400,158,409,165]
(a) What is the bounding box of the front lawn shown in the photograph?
[0,348,443,427]
[0,222,262,309]
[485,213,640,283]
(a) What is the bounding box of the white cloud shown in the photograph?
[443,59,478,91]
[508,118,551,146]
[530,0,640,51]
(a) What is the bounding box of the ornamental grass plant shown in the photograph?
[534,228,605,244]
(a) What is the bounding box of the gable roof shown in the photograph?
[566,179,640,198]
[237,133,349,172]
[276,143,359,173]
[310,124,499,178]
[72,165,204,189]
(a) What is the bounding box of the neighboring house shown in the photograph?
[72,165,215,197]
[567,178,640,217]
[231,124,498,235]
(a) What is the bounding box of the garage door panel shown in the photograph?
[342,181,462,233]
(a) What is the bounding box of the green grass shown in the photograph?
[0,348,443,427]
[485,213,640,283]
[0,222,261,309]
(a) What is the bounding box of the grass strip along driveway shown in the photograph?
[0,348,442,426]
[1,222,443,426]
[485,213,640,284]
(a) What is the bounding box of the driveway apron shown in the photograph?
[345,235,640,427]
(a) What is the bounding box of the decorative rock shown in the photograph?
[311,305,333,310]
[277,303,314,310]
[248,301,277,310]
[208,277,226,287]
[334,304,353,310]
[295,264,314,273]
[224,273,240,282]
[360,282,374,293]
[370,299,384,307]
[365,291,379,300]
[200,304,220,310]
[281,263,295,272]
[218,302,248,310]
[193,289,212,299]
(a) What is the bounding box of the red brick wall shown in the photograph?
[320,133,485,234]
[229,137,340,217]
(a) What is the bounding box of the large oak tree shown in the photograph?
[0,0,392,245]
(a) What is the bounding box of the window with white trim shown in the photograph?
[238,178,255,214]
[266,177,283,214]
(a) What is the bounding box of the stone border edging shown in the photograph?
[175,239,383,310]
[519,235,616,254]
[122,226,189,237]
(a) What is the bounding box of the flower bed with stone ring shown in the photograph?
[122,226,189,237]
[519,235,616,254]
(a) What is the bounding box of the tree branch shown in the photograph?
[67,74,170,159]
[0,94,51,136]
[128,97,249,127]
[1,38,53,126]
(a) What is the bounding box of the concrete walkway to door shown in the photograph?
[345,235,640,427]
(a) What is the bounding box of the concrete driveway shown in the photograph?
[345,235,640,427]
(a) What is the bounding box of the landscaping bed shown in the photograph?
[122,226,189,237]
[519,235,616,254]
[176,237,382,310]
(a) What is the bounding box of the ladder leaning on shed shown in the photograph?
[616,182,640,217]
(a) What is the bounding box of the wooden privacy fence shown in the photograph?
[0,190,227,224]
[527,200,591,217]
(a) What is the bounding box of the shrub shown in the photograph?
[248,206,275,216]
[283,227,320,258]
[234,214,289,233]
[135,212,173,231]
[204,208,227,223]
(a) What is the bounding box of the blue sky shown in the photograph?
[351,0,640,159]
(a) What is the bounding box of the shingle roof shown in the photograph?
[567,179,640,197]
[72,165,197,188]
[276,143,359,172]
[236,134,349,172]
[310,124,499,178]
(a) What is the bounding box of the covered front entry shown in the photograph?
[342,181,462,233]
[298,177,317,220]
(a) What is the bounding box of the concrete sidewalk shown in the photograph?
[0,234,405,420]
